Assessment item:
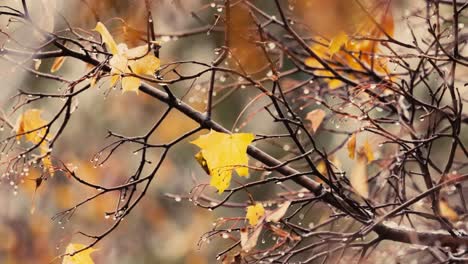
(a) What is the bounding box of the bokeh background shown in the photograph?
[0,0,466,263]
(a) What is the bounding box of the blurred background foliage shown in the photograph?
[0,0,465,263]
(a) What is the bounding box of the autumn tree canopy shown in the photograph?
[0,0,468,263]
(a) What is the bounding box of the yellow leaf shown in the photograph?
[191,130,255,193]
[94,22,118,55]
[130,54,160,76]
[439,200,459,222]
[266,201,291,223]
[121,76,141,94]
[347,133,356,160]
[109,72,120,88]
[362,139,374,163]
[109,54,129,73]
[328,31,348,56]
[42,155,54,176]
[125,45,150,59]
[316,160,327,176]
[350,154,368,198]
[50,56,66,73]
[62,243,97,264]
[106,43,160,94]
[246,203,265,226]
[306,109,326,133]
[194,151,210,175]
[16,109,48,144]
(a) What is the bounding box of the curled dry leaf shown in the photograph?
[51,56,66,73]
[306,109,326,133]
[266,201,291,223]
[240,226,262,252]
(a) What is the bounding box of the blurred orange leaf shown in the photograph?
[50,56,66,73]
[62,243,97,264]
[439,200,459,222]
[347,133,357,159]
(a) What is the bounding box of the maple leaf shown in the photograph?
[16,109,48,144]
[246,203,265,226]
[191,130,255,193]
[94,22,160,94]
[62,243,97,264]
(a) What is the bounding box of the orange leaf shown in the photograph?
[347,133,357,159]
[50,56,66,73]
[439,200,459,222]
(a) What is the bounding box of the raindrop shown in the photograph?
[267,42,276,50]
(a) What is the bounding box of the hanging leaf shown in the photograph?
[306,109,326,133]
[51,56,66,73]
[191,130,255,193]
[347,133,357,159]
[62,243,97,264]
[94,22,119,55]
[246,203,265,226]
[266,201,291,223]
